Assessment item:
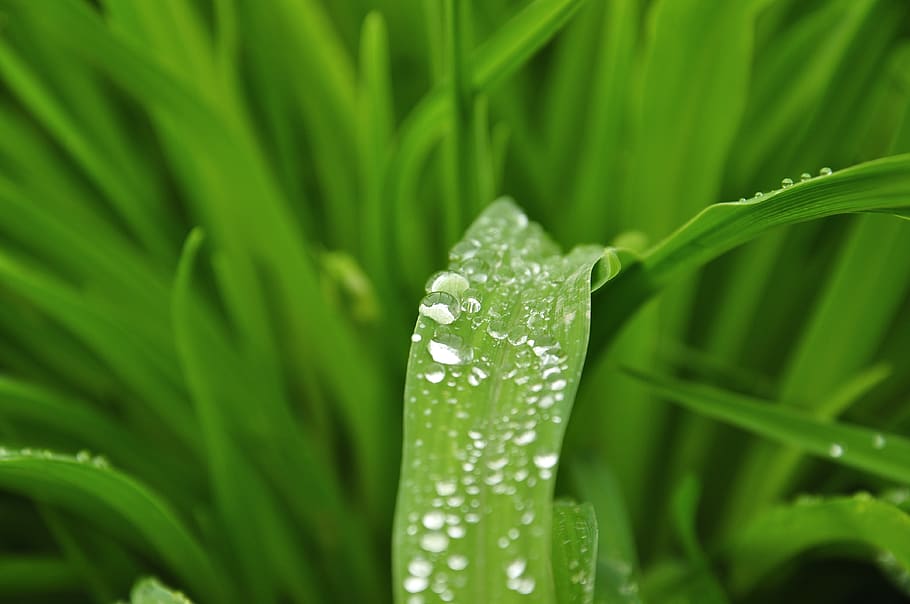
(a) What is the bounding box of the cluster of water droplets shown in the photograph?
[737,167,834,203]
[0,447,110,468]
[399,199,600,602]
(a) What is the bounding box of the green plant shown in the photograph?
[0,0,908,602]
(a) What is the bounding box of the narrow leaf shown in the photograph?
[725,495,910,595]
[624,369,910,485]
[394,199,606,603]
[551,500,598,604]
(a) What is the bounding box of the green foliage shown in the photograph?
[0,0,908,603]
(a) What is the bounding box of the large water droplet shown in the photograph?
[423,511,445,530]
[819,167,832,176]
[507,558,527,579]
[533,452,559,469]
[420,532,449,553]
[800,172,812,182]
[409,559,432,577]
[425,271,470,298]
[428,332,473,365]
[404,576,429,593]
[424,363,446,384]
[419,292,461,325]
[781,177,793,188]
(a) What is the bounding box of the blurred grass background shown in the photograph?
[0,0,908,602]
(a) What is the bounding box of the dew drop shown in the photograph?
[420,532,449,553]
[533,452,559,470]
[411,333,422,343]
[448,555,468,571]
[460,289,482,314]
[487,319,509,340]
[829,443,845,458]
[424,363,446,384]
[506,558,527,579]
[800,172,812,182]
[435,480,457,496]
[754,192,763,198]
[409,559,432,578]
[428,332,473,366]
[419,292,461,325]
[781,177,793,188]
[447,525,466,539]
[404,576,429,594]
[507,326,528,346]
[873,433,887,449]
[819,166,833,176]
[423,511,445,530]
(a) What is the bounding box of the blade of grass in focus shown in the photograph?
[394,199,608,603]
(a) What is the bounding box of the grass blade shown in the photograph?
[394,199,607,603]
[725,495,910,595]
[594,154,910,343]
[551,500,598,604]
[129,578,195,604]
[623,369,910,487]
[0,450,222,602]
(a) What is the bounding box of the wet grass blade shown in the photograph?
[594,154,910,343]
[128,578,195,604]
[0,450,222,602]
[551,500,598,604]
[623,369,910,486]
[394,199,608,603]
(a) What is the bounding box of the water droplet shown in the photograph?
[424,363,445,384]
[411,333,422,343]
[420,532,449,553]
[448,555,468,570]
[800,172,812,182]
[514,431,536,445]
[426,270,470,298]
[435,480,457,496]
[507,326,528,346]
[447,525,466,538]
[738,197,747,203]
[533,452,559,469]
[506,558,527,579]
[428,332,473,366]
[76,450,92,463]
[460,289,482,314]
[419,292,461,325]
[409,559,432,577]
[404,576,429,593]
[487,319,508,340]
[873,433,887,449]
[781,177,793,188]
[819,166,832,176]
[514,577,536,594]
[829,443,845,458]
[423,511,445,530]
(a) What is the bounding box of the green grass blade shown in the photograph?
[668,477,728,604]
[623,369,910,487]
[570,462,643,604]
[0,450,221,602]
[0,556,80,597]
[470,0,588,92]
[551,500,598,604]
[394,199,606,603]
[724,495,910,595]
[594,154,910,343]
